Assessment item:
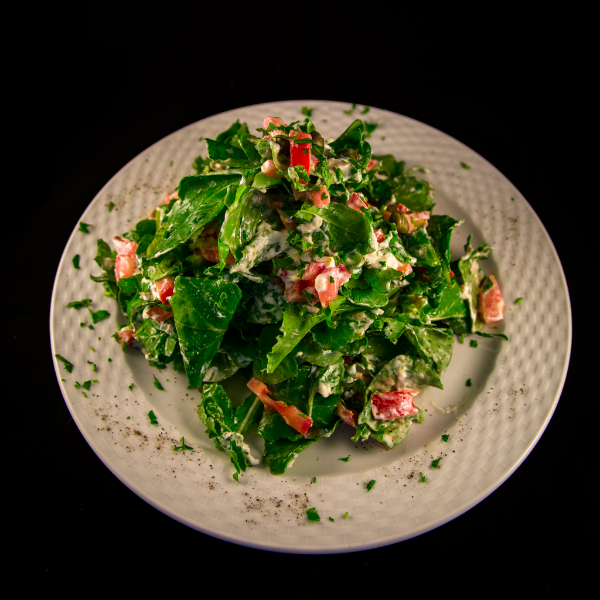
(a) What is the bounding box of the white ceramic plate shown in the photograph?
[50,100,571,553]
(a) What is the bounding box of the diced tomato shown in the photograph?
[163,190,179,205]
[371,390,420,421]
[374,229,385,243]
[449,270,455,278]
[396,203,410,213]
[146,306,173,321]
[289,131,312,184]
[479,274,505,323]
[261,159,284,178]
[112,237,137,257]
[116,326,134,346]
[336,403,358,427]
[366,159,378,171]
[302,261,328,281]
[114,255,137,281]
[263,116,286,133]
[348,192,369,212]
[309,185,330,207]
[247,377,313,435]
[315,264,351,309]
[155,276,175,305]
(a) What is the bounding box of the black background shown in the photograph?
[8,11,591,595]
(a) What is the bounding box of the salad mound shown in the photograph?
[92,114,505,479]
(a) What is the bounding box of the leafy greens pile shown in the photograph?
[93,115,495,479]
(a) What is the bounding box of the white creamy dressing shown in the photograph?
[305,305,320,313]
[364,251,404,271]
[317,382,332,398]
[297,215,323,245]
[221,432,260,466]
[327,158,352,180]
[371,308,384,315]
[139,277,161,302]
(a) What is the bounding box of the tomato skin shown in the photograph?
[371,390,420,420]
[289,131,312,183]
[146,306,173,321]
[309,186,330,207]
[261,159,284,178]
[155,276,175,305]
[479,274,505,323]
[163,190,178,205]
[315,264,351,308]
[117,326,134,345]
[374,229,385,243]
[302,261,328,281]
[247,377,312,435]
[366,159,378,171]
[347,192,369,212]
[263,116,286,132]
[112,237,139,282]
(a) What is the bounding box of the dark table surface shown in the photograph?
[9,13,590,593]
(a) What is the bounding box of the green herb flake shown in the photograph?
[88,324,94,330]
[148,410,158,425]
[459,333,464,344]
[365,479,376,492]
[442,434,450,442]
[466,379,472,387]
[338,456,350,462]
[169,160,173,167]
[312,477,316,484]
[72,255,80,269]
[322,119,328,123]
[470,339,478,348]
[360,106,370,114]
[511,197,515,202]
[78,222,91,234]
[306,507,320,522]
[343,103,357,115]
[128,383,134,391]
[460,162,471,170]
[328,517,335,522]
[127,416,130,420]
[474,331,509,341]
[108,358,112,362]
[55,354,74,373]
[87,361,96,372]
[174,437,193,451]
[301,106,313,117]
[431,458,442,469]
[108,201,115,212]
[343,512,349,519]
[88,309,110,324]
[90,347,95,352]
[66,298,92,309]
[330,276,335,283]
[515,297,523,305]
[80,323,85,327]
[419,472,427,482]
[153,376,164,391]
[381,136,386,141]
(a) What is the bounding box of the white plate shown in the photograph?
[50,100,571,553]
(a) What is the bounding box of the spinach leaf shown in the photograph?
[170,277,242,387]
[369,354,443,393]
[391,169,435,211]
[206,138,260,169]
[427,215,462,285]
[312,310,374,353]
[254,324,299,384]
[403,325,454,375]
[234,395,263,434]
[329,119,372,170]
[340,277,390,308]
[147,172,242,258]
[263,438,318,475]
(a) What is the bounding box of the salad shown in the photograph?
[92,114,505,479]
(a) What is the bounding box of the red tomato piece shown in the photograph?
[260,159,284,178]
[479,274,505,323]
[315,265,351,308]
[155,276,175,305]
[114,255,137,282]
[289,131,312,183]
[163,190,179,205]
[336,403,358,428]
[309,185,330,207]
[263,116,286,133]
[371,390,420,420]
[117,326,134,346]
[374,228,385,243]
[146,306,174,321]
[302,261,328,281]
[396,203,410,213]
[112,237,137,256]
[247,377,313,435]
[366,159,378,171]
[347,192,369,212]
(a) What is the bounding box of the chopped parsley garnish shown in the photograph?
[343,512,349,519]
[301,106,313,117]
[66,298,92,309]
[470,340,478,348]
[419,472,427,482]
[306,507,320,522]
[108,358,112,362]
[442,434,449,442]
[365,122,379,135]
[338,456,350,462]
[90,347,95,352]
[431,458,441,469]
[174,437,193,451]
[87,360,96,372]
[365,479,376,492]
[515,297,523,304]
[475,331,509,341]
[72,255,80,269]
[330,276,335,283]
[360,106,370,114]
[511,197,515,202]
[460,161,471,169]
[128,383,134,391]
[80,323,85,327]
[312,477,316,484]
[343,103,357,115]
[89,309,110,324]
[466,379,472,387]
[459,333,464,344]
[322,118,328,123]
[88,324,94,330]
[108,201,115,212]
[169,160,173,167]
[381,136,386,141]
[78,222,91,233]
[55,354,74,373]
[75,380,92,391]
[328,517,335,522]
[148,410,158,425]
[153,376,164,390]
